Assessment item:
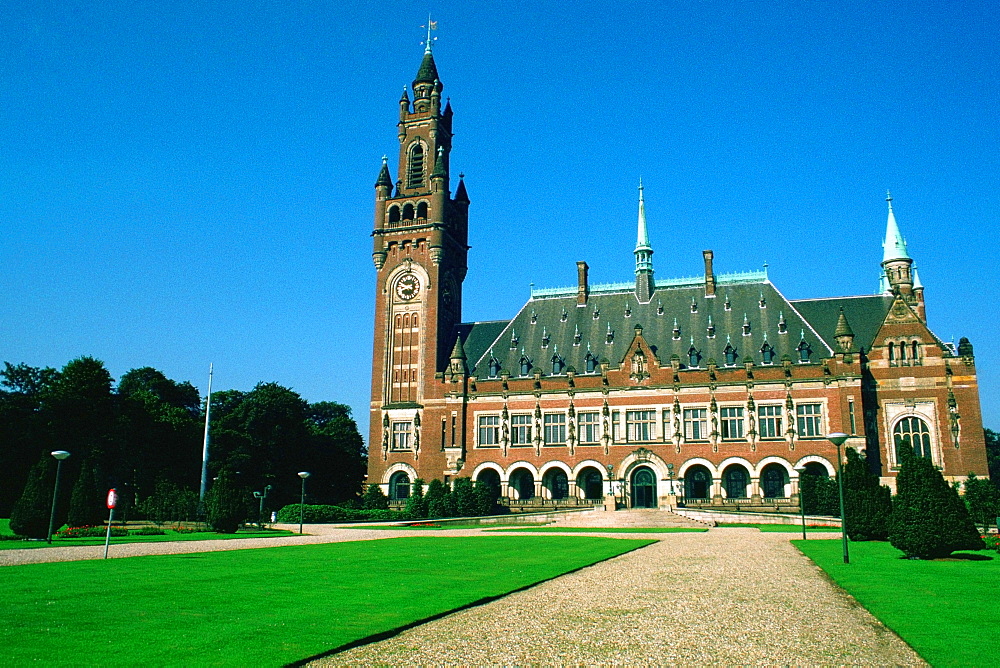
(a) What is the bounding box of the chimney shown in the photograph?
[703,250,716,296]
[577,261,589,305]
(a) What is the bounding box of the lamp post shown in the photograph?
[796,466,809,541]
[253,485,272,529]
[827,432,850,564]
[46,450,70,544]
[666,463,675,510]
[297,472,310,534]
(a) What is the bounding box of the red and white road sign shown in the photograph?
[106,488,118,509]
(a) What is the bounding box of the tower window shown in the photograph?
[402,203,414,221]
[388,205,400,225]
[407,145,424,189]
[416,201,428,219]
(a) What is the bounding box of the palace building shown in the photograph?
[367,45,988,511]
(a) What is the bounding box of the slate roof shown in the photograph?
[459,273,843,379]
[790,295,894,352]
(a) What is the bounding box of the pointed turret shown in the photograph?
[375,156,392,188]
[834,307,855,352]
[634,180,655,303]
[881,191,915,296]
[912,265,926,320]
[454,173,469,203]
[431,146,447,179]
[449,334,467,375]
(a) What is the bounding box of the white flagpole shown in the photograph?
[199,363,214,502]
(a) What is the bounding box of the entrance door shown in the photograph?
[631,467,657,508]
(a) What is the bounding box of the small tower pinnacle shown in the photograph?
[881,191,915,297]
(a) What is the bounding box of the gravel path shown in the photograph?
[320,528,925,666]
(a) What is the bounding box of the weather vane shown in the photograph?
[421,15,438,52]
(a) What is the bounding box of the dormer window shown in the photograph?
[706,315,715,339]
[519,355,532,376]
[688,346,701,368]
[488,356,501,378]
[761,342,775,364]
[573,325,581,345]
[759,291,766,308]
[657,301,664,315]
[510,330,518,349]
[585,351,598,373]
[551,353,565,374]
[606,324,614,343]
[742,314,751,336]
[672,318,680,340]
[690,298,698,313]
[724,342,738,366]
[724,294,732,311]
[560,308,568,322]
[797,339,811,362]
[778,312,787,334]
[407,144,424,189]
[541,327,550,347]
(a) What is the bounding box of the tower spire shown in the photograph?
[633,179,655,303]
[881,191,915,297]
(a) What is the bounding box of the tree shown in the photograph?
[205,469,249,533]
[451,477,479,517]
[985,429,1000,489]
[842,447,892,541]
[138,479,199,527]
[404,478,427,519]
[306,402,367,504]
[67,458,106,528]
[473,479,499,516]
[425,479,452,519]
[0,363,59,516]
[963,473,1000,534]
[361,483,389,510]
[889,447,984,558]
[800,471,840,516]
[9,454,57,538]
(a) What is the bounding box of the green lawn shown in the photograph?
[717,523,840,532]
[346,523,543,530]
[795,539,999,667]
[1,535,652,665]
[486,527,707,533]
[0,528,296,550]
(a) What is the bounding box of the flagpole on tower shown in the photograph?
[198,363,213,502]
[422,15,437,52]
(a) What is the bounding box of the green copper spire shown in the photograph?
[634,179,653,275]
[882,190,910,263]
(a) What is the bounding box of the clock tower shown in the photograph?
[369,42,470,476]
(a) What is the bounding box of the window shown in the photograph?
[519,355,532,376]
[511,414,532,446]
[407,144,424,189]
[796,404,822,438]
[402,203,414,220]
[578,412,600,444]
[488,356,501,378]
[585,352,598,373]
[688,346,701,367]
[543,413,566,445]
[761,342,775,364]
[894,416,932,460]
[761,465,786,498]
[626,410,656,442]
[848,399,857,435]
[391,421,412,451]
[612,410,621,441]
[416,201,428,219]
[388,205,400,224]
[797,340,811,362]
[478,415,499,447]
[683,408,708,440]
[724,343,738,366]
[389,472,410,500]
[720,406,744,440]
[551,354,564,374]
[758,405,782,439]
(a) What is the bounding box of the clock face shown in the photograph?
[395,273,420,301]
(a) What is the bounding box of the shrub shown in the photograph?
[67,461,106,529]
[274,504,407,524]
[842,447,892,541]
[404,478,427,519]
[57,525,129,539]
[137,479,199,527]
[361,484,389,510]
[132,526,166,535]
[451,478,479,517]
[800,472,840,516]
[204,469,250,533]
[10,455,57,539]
[963,473,1000,533]
[425,478,452,519]
[889,447,985,558]
[980,534,1000,552]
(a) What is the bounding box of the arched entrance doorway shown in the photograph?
[543,469,569,499]
[631,467,657,508]
[760,464,788,498]
[476,469,501,501]
[722,464,750,498]
[389,472,410,500]
[577,467,605,500]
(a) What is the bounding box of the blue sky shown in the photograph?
[3,1,998,441]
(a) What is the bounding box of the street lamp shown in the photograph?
[827,432,850,564]
[47,450,70,544]
[796,466,809,541]
[253,485,272,529]
[297,472,310,534]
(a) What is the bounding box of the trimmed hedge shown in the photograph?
[276,504,407,524]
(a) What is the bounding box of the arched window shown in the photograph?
[888,342,895,365]
[389,472,410,500]
[761,464,787,498]
[577,467,604,500]
[631,467,657,508]
[898,341,907,363]
[911,341,920,363]
[684,465,711,499]
[509,469,534,500]
[402,203,415,220]
[544,469,569,499]
[388,205,400,225]
[407,144,424,189]
[723,465,749,498]
[894,416,932,460]
[475,469,501,501]
[416,202,428,219]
